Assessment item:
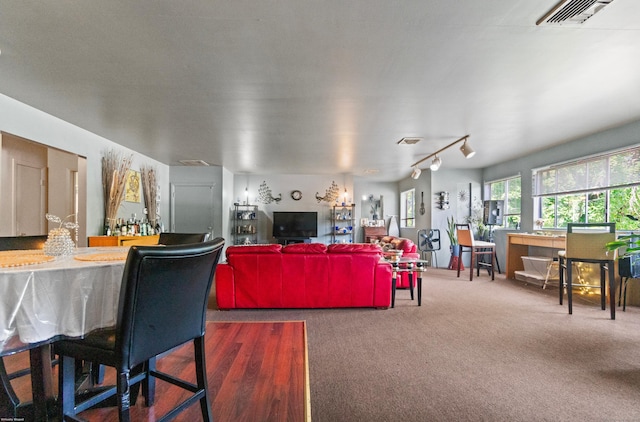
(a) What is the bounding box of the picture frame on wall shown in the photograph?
[125,170,141,203]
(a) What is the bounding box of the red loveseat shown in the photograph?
[377,236,420,288]
[215,243,393,309]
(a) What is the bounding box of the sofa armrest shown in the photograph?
[215,263,236,309]
[373,261,393,308]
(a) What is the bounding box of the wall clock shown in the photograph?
[291,190,302,201]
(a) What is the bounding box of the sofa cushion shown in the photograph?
[379,236,395,244]
[390,238,415,253]
[226,244,282,258]
[282,243,327,254]
[327,243,382,254]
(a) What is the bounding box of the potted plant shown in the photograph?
[605,217,640,259]
[446,216,463,270]
[605,191,640,258]
[446,216,458,250]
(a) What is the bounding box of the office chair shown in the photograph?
[56,238,225,422]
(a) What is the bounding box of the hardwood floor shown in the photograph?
[2,321,310,422]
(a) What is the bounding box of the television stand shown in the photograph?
[276,237,311,245]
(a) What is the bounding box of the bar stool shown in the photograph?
[558,223,617,319]
[0,235,49,419]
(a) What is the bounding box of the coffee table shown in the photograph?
[388,258,428,307]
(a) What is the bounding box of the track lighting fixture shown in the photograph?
[409,135,474,178]
[460,140,475,158]
[430,155,442,171]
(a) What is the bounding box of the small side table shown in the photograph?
[388,258,429,307]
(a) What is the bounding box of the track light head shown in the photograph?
[411,167,422,179]
[430,155,442,171]
[460,140,475,158]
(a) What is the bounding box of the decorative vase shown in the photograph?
[448,245,464,270]
[44,228,76,256]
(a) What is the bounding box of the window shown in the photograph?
[533,146,640,230]
[400,189,415,228]
[485,175,521,228]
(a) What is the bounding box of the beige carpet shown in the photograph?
[208,268,640,422]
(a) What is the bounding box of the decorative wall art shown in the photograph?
[125,170,141,203]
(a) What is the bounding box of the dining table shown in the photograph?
[0,246,129,420]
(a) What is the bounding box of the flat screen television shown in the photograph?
[272,211,318,239]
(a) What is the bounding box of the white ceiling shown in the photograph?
[1,1,640,181]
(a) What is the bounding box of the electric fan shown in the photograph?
[417,229,440,267]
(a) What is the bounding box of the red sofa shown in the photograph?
[215,243,393,309]
[377,236,420,288]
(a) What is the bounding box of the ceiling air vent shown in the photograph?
[178,159,210,166]
[536,0,614,26]
[397,137,422,145]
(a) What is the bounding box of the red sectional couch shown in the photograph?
[215,242,393,309]
[377,236,420,288]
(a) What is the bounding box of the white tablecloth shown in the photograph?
[0,247,127,353]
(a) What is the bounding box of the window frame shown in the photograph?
[532,145,640,229]
[484,175,521,228]
[400,188,416,228]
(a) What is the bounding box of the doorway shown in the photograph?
[170,183,216,239]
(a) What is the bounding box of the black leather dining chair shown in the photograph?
[91,231,210,387]
[0,235,49,418]
[56,238,225,422]
[158,232,209,245]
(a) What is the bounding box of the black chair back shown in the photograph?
[158,232,209,245]
[0,235,48,251]
[0,235,49,418]
[117,238,224,369]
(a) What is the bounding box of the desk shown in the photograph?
[0,247,127,419]
[506,233,565,279]
[388,258,428,307]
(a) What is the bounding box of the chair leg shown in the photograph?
[142,358,156,406]
[469,252,474,281]
[600,264,606,311]
[194,337,213,422]
[91,363,106,385]
[0,358,20,418]
[608,262,616,320]
[490,250,495,280]
[117,370,132,422]
[456,250,462,278]
[622,277,629,311]
[559,257,565,305]
[567,259,573,314]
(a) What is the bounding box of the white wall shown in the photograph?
[232,174,354,244]
[0,94,170,237]
[429,168,483,268]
